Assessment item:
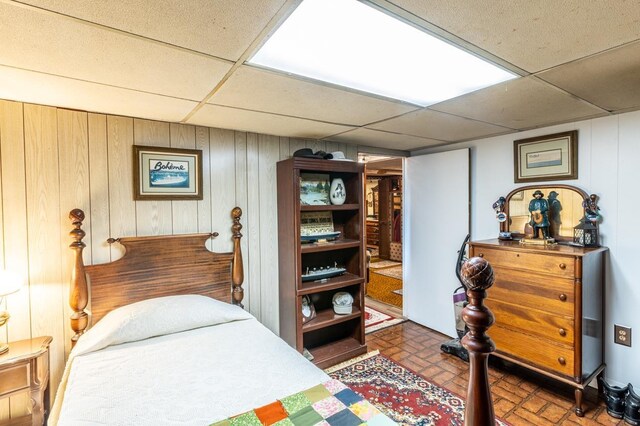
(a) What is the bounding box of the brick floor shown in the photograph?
[367,321,623,425]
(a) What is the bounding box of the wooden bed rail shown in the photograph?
[460,256,496,426]
[68,207,244,347]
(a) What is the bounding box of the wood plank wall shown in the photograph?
[0,99,369,419]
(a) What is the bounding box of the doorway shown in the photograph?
[361,154,404,324]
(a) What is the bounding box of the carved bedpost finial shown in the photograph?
[231,207,244,308]
[69,209,89,347]
[460,257,496,426]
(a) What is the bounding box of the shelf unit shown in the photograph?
[277,157,367,369]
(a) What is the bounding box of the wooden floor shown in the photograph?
[367,321,622,426]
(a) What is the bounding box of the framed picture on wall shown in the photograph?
[514,131,578,183]
[133,145,203,200]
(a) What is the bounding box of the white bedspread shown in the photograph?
[53,318,329,425]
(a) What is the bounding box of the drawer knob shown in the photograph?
[559,328,567,337]
[558,357,566,365]
[559,263,567,270]
[478,253,484,258]
[559,293,567,302]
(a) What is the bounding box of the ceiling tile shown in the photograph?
[430,77,607,130]
[387,0,640,72]
[537,41,640,112]
[368,108,513,141]
[18,0,288,61]
[0,65,197,122]
[327,128,443,151]
[187,104,355,139]
[0,2,232,101]
[210,66,418,126]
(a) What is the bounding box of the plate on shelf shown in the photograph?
[301,231,341,243]
[301,267,346,282]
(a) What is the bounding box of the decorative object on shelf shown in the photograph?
[300,173,331,205]
[301,296,317,324]
[498,231,512,240]
[328,151,353,162]
[514,130,578,183]
[293,148,333,159]
[302,264,346,282]
[0,270,23,355]
[332,292,353,315]
[301,232,341,243]
[302,348,314,361]
[598,377,628,419]
[329,178,346,205]
[133,145,203,200]
[300,211,334,238]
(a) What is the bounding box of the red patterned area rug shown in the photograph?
[326,352,510,426]
[365,306,405,334]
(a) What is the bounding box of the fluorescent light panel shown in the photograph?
[249,0,517,106]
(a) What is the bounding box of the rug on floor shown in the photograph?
[364,306,405,334]
[326,352,510,426]
[367,271,402,308]
[374,265,402,280]
[369,259,402,270]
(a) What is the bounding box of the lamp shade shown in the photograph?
[0,270,22,297]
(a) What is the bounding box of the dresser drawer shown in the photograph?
[490,267,574,316]
[490,324,574,377]
[473,247,575,279]
[0,364,29,395]
[486,298,574,345]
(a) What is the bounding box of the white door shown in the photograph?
[404,149,469,337]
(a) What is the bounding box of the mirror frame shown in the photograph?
[499,184,589,242]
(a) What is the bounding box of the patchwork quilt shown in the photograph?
[211,379,397,426]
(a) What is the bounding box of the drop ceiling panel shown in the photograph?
[368,108,513,141]
[327,128,443,151]
[537,41,640,112]
[431,77,607,130]
[0,65,197,122]
[17,0,289,61]
[0,2,232,101]
[209,66,419,126]
[187,104,355,139]
[387,0,640,72]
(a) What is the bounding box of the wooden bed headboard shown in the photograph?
[68,207,244,347]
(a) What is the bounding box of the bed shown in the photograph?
[51,208,395,425]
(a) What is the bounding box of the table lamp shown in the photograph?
[0,270,22,355]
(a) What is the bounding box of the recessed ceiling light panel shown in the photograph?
[249,0,517,106]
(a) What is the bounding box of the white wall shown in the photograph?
[413,110,640,387]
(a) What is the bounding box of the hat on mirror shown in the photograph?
[332,291,353,314]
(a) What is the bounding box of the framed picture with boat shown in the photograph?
[133,145,203,200]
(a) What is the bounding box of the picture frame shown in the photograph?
[133,145,203,200]
[513,131,578,183]
[299,173,330,205]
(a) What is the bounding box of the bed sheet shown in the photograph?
[54,318,329,425]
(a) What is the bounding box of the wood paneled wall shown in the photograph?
[0,99,363,419]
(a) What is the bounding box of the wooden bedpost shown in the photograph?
[231,207,244,308]
[69,209,89,347]
[460,256,496,426]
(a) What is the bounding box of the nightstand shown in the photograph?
[0,337,52,426]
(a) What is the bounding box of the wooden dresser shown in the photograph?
[468,239,607,416]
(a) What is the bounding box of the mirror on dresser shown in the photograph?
[498,184,597,244]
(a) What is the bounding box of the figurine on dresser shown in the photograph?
[528,190,553,242]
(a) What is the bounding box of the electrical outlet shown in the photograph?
[614,324,632,347]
